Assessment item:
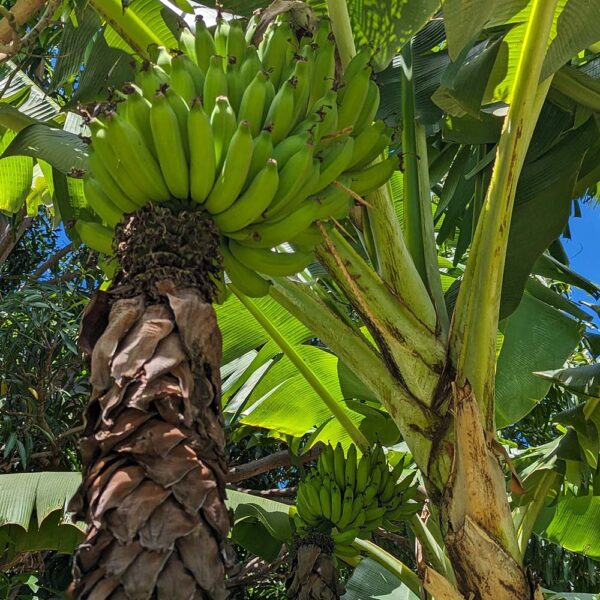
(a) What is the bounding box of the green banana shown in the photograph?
[345,444,357,490]
[262,21,294,89]
[330,483,343,524]
[214,16,229,57]
[194,16,216,74]
[240,45,262,88]
[312,187,354,221]
[229,242,313,277]
[205,120,254,214]
[347,121,390,170]
[101,112,170,202]
[226,19,246,63]
[319,445,334,477]
[212,159,279,232]
[308,38,335,109]
[337,66,372,132]
[363,483,379,505]
[178,26,197,63]
[311,90,338,141]
[123,84,155,157]
[313,136,355,192]
[291,58,311,126]
[149,91,189,199]
[347,511,366,530]
[222,241,270,297]
[380,476,396,504]
[272,131,312,167]
[349,495,365,523]
[332,528,359,546]
[349,155,397,195]
[304,480,323,518]
[87,150,142,211]
[352,79,380,136]
[336,487,356,529]
[246,130,274,187]
[75,221,114,255]
[226,59,243,113]
[313,17,332,48]
[338,45,372,102]
[170,54,197,104]
[365,506,386,522]
[263,142,314,219]
[210,96,237,171]
[238,70,270,137]
[165,86,191,161]
[289,224,323,248]
[333,443,346,489]
[84,177,124,228]
[228,200,320,249]
[188,99,216,203]
[245,13,260,44]
[319,480,332,521]
[355,456,369,494]
[264,78,296,145]
[334,543,360,559]
[203,55,228,115]
[136,63,168,98]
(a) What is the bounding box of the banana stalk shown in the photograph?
[326,0,356,68]
[365,180,437,332]
[270,278,437,473]
[88,0,162,58]
[352,538,421,596]
[316,228,445,406]
[449,0,558,430]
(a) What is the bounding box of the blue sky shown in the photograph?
[563,201,600,325]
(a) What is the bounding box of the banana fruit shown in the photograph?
[81,15,394,294]
[294,443,421,560]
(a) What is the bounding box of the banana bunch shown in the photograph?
[295,443,420,559]
[79,14,395,296]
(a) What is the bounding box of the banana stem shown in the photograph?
[89,0,162,59]
[415,123,448,337]
[231,286,370,452]
[449,0,558,429]
[399,42,427,281]
[352,538,422,596]
[326,0,356,68]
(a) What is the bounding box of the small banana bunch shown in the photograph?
[295,443,420,559]
[78,14,395,296]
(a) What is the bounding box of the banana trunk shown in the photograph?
[68,205,230,599]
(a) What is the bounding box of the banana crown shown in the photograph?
[81,15,396,297]
[294,442,421,559]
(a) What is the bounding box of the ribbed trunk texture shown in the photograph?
[69,205,230,599]
[286,536,343,600]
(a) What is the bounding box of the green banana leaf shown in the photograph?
[2,125,89,177]
[342,557,420,600]
[536,364,600,399]
[495,293,583,428]
[537,492,600,560]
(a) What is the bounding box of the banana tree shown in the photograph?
[0,0,599,599]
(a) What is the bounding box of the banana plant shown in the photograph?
[0,0,599,599]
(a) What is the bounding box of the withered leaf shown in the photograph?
[114,420,187,458]
[156,557,197,600]
[111,304,173,384]
[94,465,145,517]
[139,497,199,551]
[171,465,217,514]
[121,549,170,600]
[136,443,199,486]
[100,540,143,578]
[105,480,169,543]
[90,296,145,390]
